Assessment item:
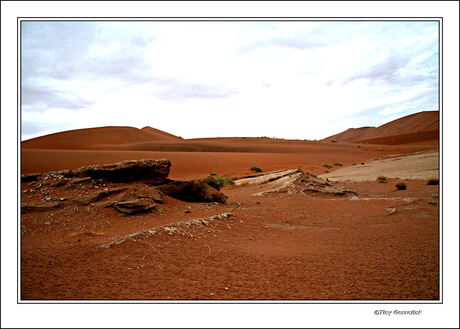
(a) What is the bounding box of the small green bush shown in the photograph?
[210,173,217,176]
[426,177,439,185]
[333,163,343,166]
[357,145,361,148]
[214,177,235,186]
[322,163,332,168]
[250,166,262,172]
[395,182,406,190]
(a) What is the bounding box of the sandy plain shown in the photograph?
[20,126,440,300]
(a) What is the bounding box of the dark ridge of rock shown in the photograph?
[64,159,171,184]
[21,159,171,184]
[21,188,127,214]
[111,198,157,214]
[21,202,63,213]
[21,173,42,182]
[158,176,228,203]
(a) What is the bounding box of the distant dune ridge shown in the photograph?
[22,111,439,153]
[22,126,182,150]
[322,111,439,144]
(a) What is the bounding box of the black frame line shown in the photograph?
[17,17,443,305]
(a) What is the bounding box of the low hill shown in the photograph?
[22,126,181,150]
[323,111,439,144]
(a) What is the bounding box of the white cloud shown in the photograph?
[21,21,439,140]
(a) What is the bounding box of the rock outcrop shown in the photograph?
[158,176,228,203]
[21,159,171,185]
[233,169,357,197]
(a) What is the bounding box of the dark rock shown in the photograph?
[158,177,228,203]
[21,173,42,182]
[63,159,171,184]
[134,187,164,204]
[22,159,171,185]
[112,198,157,214]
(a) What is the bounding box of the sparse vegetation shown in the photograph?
[376,175,388,183]
[331,140,338,143]
[322,163,332,168]
[361,162,365,165]
[213,177,235,186]
[395,182,407,190]
[426,177,439,185]
[333,163,343,166]
[210,173,217,176]
[357,145,361,148]
[250,166,262,172]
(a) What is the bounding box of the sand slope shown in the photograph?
[22,126,181,150]
[323,111,439,144]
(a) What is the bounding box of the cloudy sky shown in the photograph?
[21,20,439,140]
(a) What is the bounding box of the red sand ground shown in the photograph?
[20,125,440,300]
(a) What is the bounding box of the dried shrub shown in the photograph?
[376,175,388,183]
[395,182,407,190]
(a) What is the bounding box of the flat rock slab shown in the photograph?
[112,198,157,214]
[319,150,439,182]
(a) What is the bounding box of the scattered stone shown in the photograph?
[48,179,67,187]
[386,208,397,216]
[100,213,233,248]
[185,209,191,213]
[249,236,254,240]
[44,221,51,225]
[21,188,127,213]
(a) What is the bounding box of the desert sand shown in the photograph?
[20,114,440,301]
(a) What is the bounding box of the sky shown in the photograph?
[21,20,439,140]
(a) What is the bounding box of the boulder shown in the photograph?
[158,177,228,203]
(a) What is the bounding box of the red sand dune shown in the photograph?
[358,129,439,146]
[22,126,181,150]
[21,111,439,179]
[323,111,439,144]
